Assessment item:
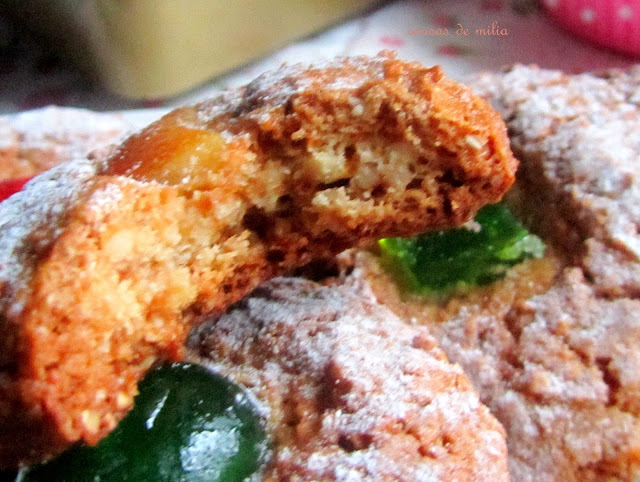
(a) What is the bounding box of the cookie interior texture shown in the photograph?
[0,53,516,468]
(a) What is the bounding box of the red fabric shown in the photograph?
[0,177,32,203]
[543,0,640,57]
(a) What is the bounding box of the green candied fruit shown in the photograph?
[379,203,545,295]
[19,363,268,482]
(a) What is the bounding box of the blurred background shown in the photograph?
[0,0,638,114]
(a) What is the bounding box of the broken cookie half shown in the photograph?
[0,52,516,467]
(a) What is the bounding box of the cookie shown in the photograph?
[353,64,640,481]
[190,277,509,481]
[0,53,516,467]
[0,106,138,181]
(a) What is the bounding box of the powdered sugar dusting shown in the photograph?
[0,106,161,181]
[9,107,129,146]
[0,158,100,315]
[85,181,125,218]
[196,54,391,127]
[191,277,509,481]
[352,252,640,480]
[347,64,640,480]
[471,65,640,297]
[0,118,16,150]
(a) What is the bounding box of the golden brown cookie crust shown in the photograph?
[0,53,516,467]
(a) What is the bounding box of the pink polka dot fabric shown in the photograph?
[543,0,640,56]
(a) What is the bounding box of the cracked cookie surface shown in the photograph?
[351,65,640,481]
[190,277,509,481]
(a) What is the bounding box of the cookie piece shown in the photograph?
[355,251,640,482]
[190,277,509,481]
[0,107,140,181]
[0,53,517,467]
[351,65,640,481]
[472,64,640,298]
